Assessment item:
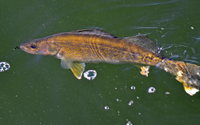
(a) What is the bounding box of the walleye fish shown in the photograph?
[20,29,200,96]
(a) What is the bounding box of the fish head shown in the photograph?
[20,38,52,55]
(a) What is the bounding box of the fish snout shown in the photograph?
[20,42,51,55]
[20,42,38,54]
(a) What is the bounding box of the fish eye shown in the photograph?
[30,44,37,49]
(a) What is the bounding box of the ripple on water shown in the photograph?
[161,44,199,64]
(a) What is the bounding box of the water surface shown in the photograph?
[1,0,200,124]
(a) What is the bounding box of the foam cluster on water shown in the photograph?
[128,100,134,106]
[126,121,132,125]
[0,62,10,72]
[83,70,97,80]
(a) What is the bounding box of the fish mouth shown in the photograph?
[20,43,35,54]
[20,43,27,51]
[20,42,51,55]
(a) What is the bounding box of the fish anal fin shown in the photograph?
[69,29,117,38]
[140,66,150,77]
[70,62,85,79]
[124,35,158,53]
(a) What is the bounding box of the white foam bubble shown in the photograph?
[131,86,136,90]
[104,106,109,110]
[148,87,156,93]
[128,100,134,106]
[0,62,10,72]
[83,70,97,80]
[117,111,120,115]
[126,121,132,125]
[165,92,170,95]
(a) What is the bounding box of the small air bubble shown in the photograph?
[104,106,109,110]
[128,100,134,106]
[148,87,156,93]
[183,50,186,54]
[118,111,120,115]
[83,70,97,80]
[126,121,132,125]
[165,92,170,95]
[191,27,194,29]
[131,86,136,90]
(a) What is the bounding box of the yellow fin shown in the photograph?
[176,76,199,96]
[70,62,85,79]
[183,85,199,96]
[132,64,150,77]
[175,71,199,96]
[140,66,150,77]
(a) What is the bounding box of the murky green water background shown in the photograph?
[1,0,200,125]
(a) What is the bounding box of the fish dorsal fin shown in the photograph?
[70,62,85,79]
[124,35,158,53]
[69,29,117,38]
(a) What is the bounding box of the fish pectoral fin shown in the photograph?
[61,57,73,69]
[61,56,85,79]
[140,66,150,77]
[70,62,85,79]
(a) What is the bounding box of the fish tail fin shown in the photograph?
[157,59,200,96]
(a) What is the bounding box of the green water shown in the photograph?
[1,0,200,124]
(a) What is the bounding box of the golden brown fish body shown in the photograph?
[20,29,200,96]
[21,33,161,64]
